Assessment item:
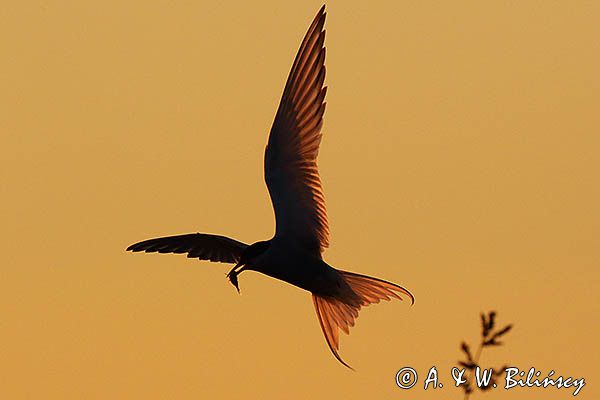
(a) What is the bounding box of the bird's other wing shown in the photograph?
[126,233,248,264]
[264,5,329,254]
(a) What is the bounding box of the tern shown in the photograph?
[127,5,414,369]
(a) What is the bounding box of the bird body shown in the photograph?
[245,239,343,297]
[127,5,413,369]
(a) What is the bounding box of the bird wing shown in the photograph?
[264,6,329,254]
[127,233,248,264]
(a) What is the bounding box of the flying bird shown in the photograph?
[127,5,414,369]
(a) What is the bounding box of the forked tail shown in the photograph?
[312,270,414,369]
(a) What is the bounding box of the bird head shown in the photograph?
[227,240,271,292]
[240,240,271,266]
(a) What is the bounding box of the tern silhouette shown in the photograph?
[127,5,414,369]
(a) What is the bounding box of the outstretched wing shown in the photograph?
[265,6,329,254]
[127,233,248,264]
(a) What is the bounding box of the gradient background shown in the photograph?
[2,1,598,399]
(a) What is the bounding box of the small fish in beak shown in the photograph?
[228,270,240,293]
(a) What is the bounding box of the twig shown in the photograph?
[459,311,512,399]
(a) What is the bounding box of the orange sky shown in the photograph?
[2,1,598,399]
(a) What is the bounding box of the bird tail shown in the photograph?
[312,270,414,369]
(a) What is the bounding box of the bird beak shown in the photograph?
[227,262,243,278]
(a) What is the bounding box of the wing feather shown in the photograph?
[127,233,248,264]
[265,6,329,254]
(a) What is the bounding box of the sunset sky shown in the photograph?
[2,1,598,399]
